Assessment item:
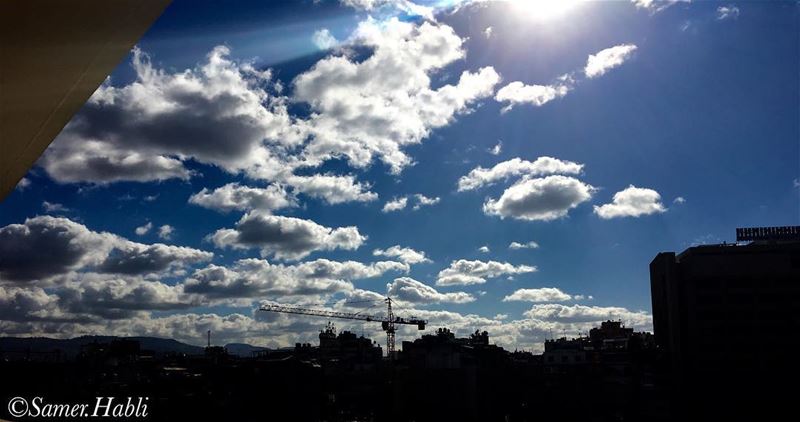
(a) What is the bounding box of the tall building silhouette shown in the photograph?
[650,226,800,419]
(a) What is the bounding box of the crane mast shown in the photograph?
[259,297,426,358]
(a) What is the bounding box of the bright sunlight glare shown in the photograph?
[510,0,583,21]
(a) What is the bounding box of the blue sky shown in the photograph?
[1,0,797,351]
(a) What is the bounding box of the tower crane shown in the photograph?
[259,297,426,357]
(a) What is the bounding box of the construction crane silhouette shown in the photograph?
[259,297,426,357]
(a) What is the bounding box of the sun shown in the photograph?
[510,0,583,21]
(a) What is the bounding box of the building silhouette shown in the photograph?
[650,226,800,419]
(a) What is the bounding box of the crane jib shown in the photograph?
[258,299,427,358]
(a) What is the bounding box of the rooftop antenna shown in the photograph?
[207,330,211,348]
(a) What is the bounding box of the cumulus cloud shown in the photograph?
[56,274,196,319]
[191,176,375,210]
[478,246,490,253]
[489,141,502,155]
[383,194,441,212]
[495,43,639,111]
[135,222,153,236]
[483,175,595,221]
[312,28,338,50]
[412,194,440,210]
[40,17,499,216]
[42,201,69,213]
[0,216,212,282]
[41,46,301,184]
[436,259,536,286]
[286,174,378,204]
[495,81,570,111]
[673,196,686,204]
[0,216,116,282]
[294,18,500,174]
[523,303,651,326]
[15,177,31,191]
[458,157,583,191]
[208,212,365,260]
[0,285,66,322]
[503,287,572,302]
[509,241,539,250]
[158,225,174,240]
[388,277,474,304]
[181,258,406,301]
[1,252,409,323]
[593,185,666,219]
[340,0,434,20]
[631,0,689,14]
[189,183,296,213]
[584,44,638,78]
[382,197,408,213]
[97,243,211,275]
[373,245,431,264]
[716,5,739,20]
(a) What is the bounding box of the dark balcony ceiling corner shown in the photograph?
[0,0,171,200]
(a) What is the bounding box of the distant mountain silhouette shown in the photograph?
[224,342,268,357]
[0,335,205,358]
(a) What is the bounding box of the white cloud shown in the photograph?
[673,196,686,204]
[41,17,499,208]
[716,5,739,20]
[523,303,651,326]
[495,81,570,111]
[593,185,667,219]
[294,18,500,174]
[436,259,536,286]
[382,197,408,213]
[15,177,31,191]
[458,157,583,191]
[208,212,365,261]
[388,277,474,304]
[489,141,502,155]
[0,216,212,283]
[42,201,69,213]
[584,44,638,78]
[509,241,539,250]
[478,245,490,253]
[495,42,639,111]
[383,194,441,212]
[41,46,301,184]
[59,275,195,318]
[189,183,296,213]
[181,257,406,301]
[158,225,174,240]
[373,245,431,264]
[503,287,572,302]
[312,28,338,50]
[286,174,378,205]
[340,0,434,20]
[631,0,689,14]
[483,175,595,221]
[412,194,440,210]
[135,222,153,236]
